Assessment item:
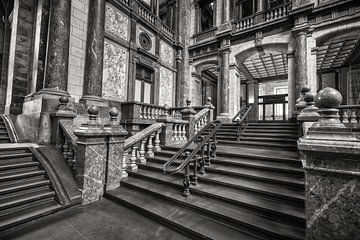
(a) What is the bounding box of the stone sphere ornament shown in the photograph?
[315,87,342,109]
[59,95,69,104]
[87,105,99,122]
[300,85,311,94]
[109,107,119,117]
[163,104,170,115]
[304,92,315,104]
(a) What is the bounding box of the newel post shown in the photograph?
[50,95,77,148]
[204,97,215,121]
[181,99,196,139]
[157,104,174,146]
[74,106,127,205]
[298,87,360,240]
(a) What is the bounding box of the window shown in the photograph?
[268,0,287,9]
[135,65,154,104]
[198,0,214,32]
[232,0,256,20]
[159,1,176,30]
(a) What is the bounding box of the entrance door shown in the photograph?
[258,94,288,121]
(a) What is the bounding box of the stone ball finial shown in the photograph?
[186,99,191,106]
[109,107,119,123]
[109,107,119,117]
[315,87,342,109]
[59,95,69,104]
[163,104,170,115]
[87,105,99,122]
[301,85,311,94]
[207,97,212,103]
[304,92,315,104]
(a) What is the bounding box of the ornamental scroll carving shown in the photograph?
[105,4,129,41]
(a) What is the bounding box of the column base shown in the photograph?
[80,95,108,107]
[216,113,232,123]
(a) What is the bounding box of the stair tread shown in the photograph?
[0,200,60,231]
[120,178,304,240]
[242,133,298,138]
[0,170,46,181]
[107,187,264,240]
[240,136,298,142]
[0,178,50,194]
[0,162,39,171]
[138,162,304,201]
[0,189,55,210]
[148,157,304,186]
[0,152,32,160]
[153,154,302,172]
[128,169,305,221]
[219,140,297,148]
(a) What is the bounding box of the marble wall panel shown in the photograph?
[137,25,156,55]
[105,3,129,41]
[159,67,175,106]
[106,136,125,191]
[102,39,129,101]
[160,40,174,67]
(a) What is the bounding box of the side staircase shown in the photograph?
[106,121,305,240]
[0,115,81,233]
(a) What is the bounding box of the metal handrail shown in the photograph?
[163,120,222,175]
[232,104,252,123]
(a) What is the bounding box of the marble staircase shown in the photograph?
[106,121,305,240]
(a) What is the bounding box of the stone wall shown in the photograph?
[67,0,89,102]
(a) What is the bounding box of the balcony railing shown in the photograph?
[138,2,156,25]
[232,3,291,32]
[265,4,290,22]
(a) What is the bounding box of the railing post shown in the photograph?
[297,91,319,137]
[146,133,155,158]
[157,104,175,145]
[50,95,76,148]
[181,100,196,139]
[298,87,360,240]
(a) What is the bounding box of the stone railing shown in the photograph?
[193,108,210,135]
[138,2,156,25]
[161,22,175,38]
[232,15,255,31]
[122,122,164,177]
[59,120,78,173]
[338,105,360,124]
[119,0,129,6]
[265,4,290,22]
[121,101,165,124]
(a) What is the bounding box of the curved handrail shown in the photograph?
[163,120,222,174]
[193,108,209,122]
[232,104,252,123]
[59,120,78,147]
[124,122,165,150]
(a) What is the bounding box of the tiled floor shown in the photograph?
[0,199,190,240]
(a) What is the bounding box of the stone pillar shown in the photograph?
[255,0,265,23]
[223,0,230,23]
[288,51,296,119]
[180,100,196,139]
[298,87,360,240]
[176,0,191,106]
[293,28,308,100]
[81,0,106,105]
[217,42,231,122]
[74,106,128,205]
[43,0,71,94]
[247,80,259,122]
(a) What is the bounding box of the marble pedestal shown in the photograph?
[75,124,127,205]
[298,129,360,240]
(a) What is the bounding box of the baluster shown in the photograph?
[342,110,349,123]
[129,146,138,171]
[151,107,155,119]
[154,130,161,152]
[138,138,147,164]
[139,106,143,119]
[154,108,159,119]
[147,106,152,119]
[121,149,129,178]
[176,124,182,143]
[62,137,69,163]
[172,124,176,142]
[192,155,198,186]
[199,145,206,175]
[182,152,191,196]
[67,145,76,170]
[146,133,155,157]
[350,109,357,123]
[182,124,187,142]
[357,110,360,123]
[142,106,147,119]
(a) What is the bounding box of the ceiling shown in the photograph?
[242,52,288,80]
[317,38,359,71]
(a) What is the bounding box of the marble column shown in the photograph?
[288,51,296,118]
[255,0,265,23]
[43,0,71,94]
[247,81,259,122]
[293,29,308,100]
[218,47,231,121]
[223,0,230,23]
[81,0,106,104]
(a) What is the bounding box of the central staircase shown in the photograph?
[106,121,305,240]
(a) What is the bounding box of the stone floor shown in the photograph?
[0,199,191,240]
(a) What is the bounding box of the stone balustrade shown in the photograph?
[233,16,255,31]
[265,4,289,22]
[338,105,360,124]
[122,122,164,177]
[138,2,156,25]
